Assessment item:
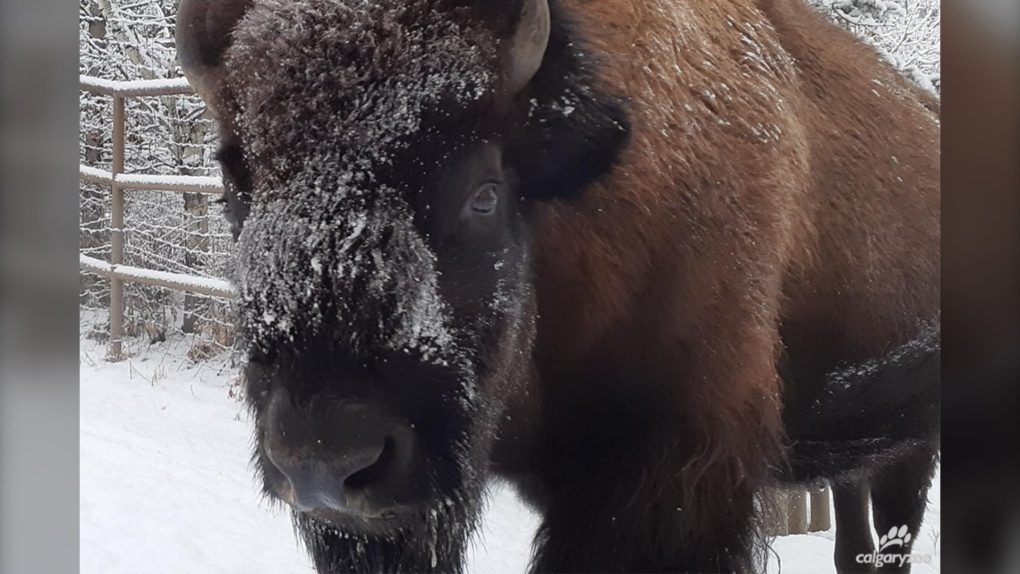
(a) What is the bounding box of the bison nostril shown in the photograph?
[268,444,387,513]
[344,436,395,490]
[264,412,416,514]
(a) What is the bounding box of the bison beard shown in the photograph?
[290,466,484,573]
[177,0,940,572]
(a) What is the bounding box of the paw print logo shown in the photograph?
[878,525,912,551]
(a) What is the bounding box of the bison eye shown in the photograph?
[469,183,499,215]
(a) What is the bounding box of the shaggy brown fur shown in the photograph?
[496,0,939,571]
[179,0,939,572]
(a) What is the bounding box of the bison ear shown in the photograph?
[511,89,630,202]
[178,0,254,239]
[500,0,630,201]
[176,0,252,111]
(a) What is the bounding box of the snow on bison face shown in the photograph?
[220,3,537,539]
[178,0,627,568]
[236,134,535,532]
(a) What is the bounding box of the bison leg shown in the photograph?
[832,480,876,573]
[868,445,939,573]
[527,441,768,573]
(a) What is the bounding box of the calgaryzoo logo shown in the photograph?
[856,525,934,568]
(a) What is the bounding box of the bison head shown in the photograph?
[177,0,628,570]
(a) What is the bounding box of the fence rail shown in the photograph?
[79,255,236,299]
[79,75,196,97]
[80,75,233,360]
[80,165,224,194]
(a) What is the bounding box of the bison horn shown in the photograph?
[176,0,252,110]
[504,0,551,96]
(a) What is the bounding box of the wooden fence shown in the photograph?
[770,484,832,536]
[79,75,236,361]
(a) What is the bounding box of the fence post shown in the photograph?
[771,491,790,536]
[809,483,832,532]
[787,489,809,534]
[108,94,125,361]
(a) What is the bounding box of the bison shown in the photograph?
[176,0,940,572]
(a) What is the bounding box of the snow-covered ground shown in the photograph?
[80,333,939,574]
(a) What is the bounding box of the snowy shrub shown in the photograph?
[807,0,941,94]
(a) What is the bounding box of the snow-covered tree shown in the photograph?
[808,0,941,94]
[80,0,236,356]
